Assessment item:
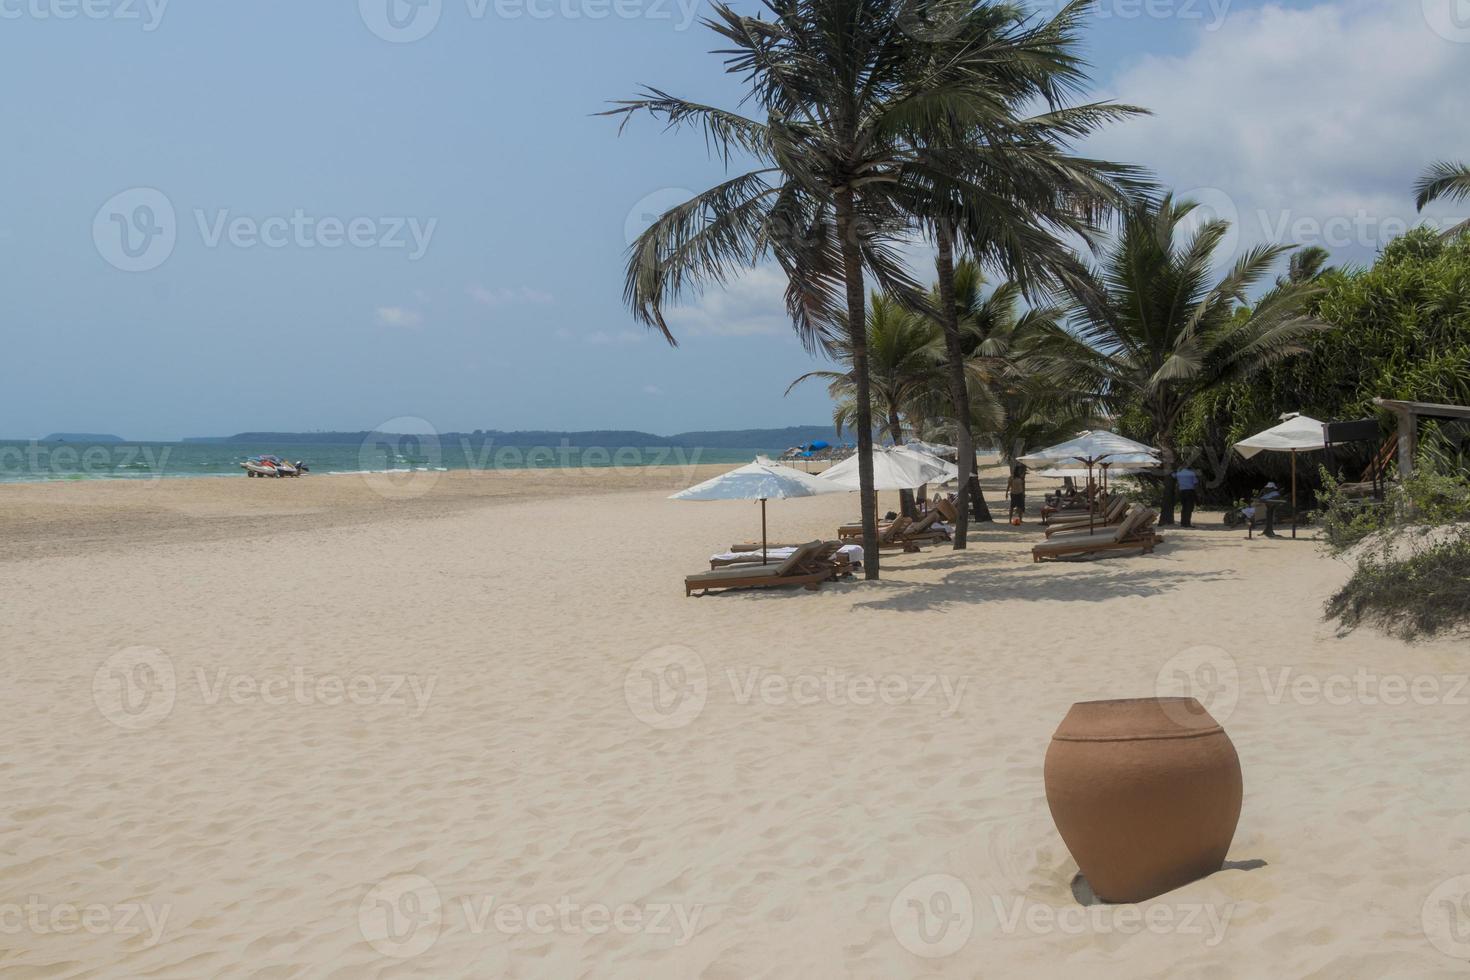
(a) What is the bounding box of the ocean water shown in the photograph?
[0,439,771,484]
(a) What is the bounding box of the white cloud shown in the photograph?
[375,306,424,329]
[662,265,793,338]
[642,384,663,395]
[586,329,647,345]
[468,285,554,307]
[1084,0,1470,267]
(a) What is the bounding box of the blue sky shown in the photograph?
[2,0,1466,440]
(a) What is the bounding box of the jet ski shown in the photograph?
[242,456,278,477]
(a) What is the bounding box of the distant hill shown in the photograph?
[40,433,124,443]
[184,426,847,450]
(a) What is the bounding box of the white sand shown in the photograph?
[2,465,1468,977]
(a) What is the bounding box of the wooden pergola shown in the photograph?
[1373,398,1470,478]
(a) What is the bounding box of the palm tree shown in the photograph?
[604,0,1140,577]
[1027,193,1328,524]
[788,293,947,515]
[1279,245,1333,286]
[604,0,962,578]
[1414,161,1470,239]
[894,1,1150,549]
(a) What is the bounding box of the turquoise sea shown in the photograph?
[0,439,773,484]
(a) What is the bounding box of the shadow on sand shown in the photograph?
[1070,859,1268,906]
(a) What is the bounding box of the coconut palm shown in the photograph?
[1027,193,1329,524]
[604,0,1141,577]
[893,1,1150,548]
[788,293,947,515]
[1414,161,1470,239]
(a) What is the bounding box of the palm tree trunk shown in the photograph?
[934,223,975,547]
[889,415,915,518]
[837,188,880,580]
[1158,428,1178,526]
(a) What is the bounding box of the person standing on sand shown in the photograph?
[1175,465,1200,528]
[1007,465,1027,523]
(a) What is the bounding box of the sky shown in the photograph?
[1,0,1467,440]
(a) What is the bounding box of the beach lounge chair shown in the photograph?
[709,541,855,574]
[685,541,844,596]
[934,497,959,523]
[837,514,918,544]
[1032,508,1161,562]
[1044,496,1130,538]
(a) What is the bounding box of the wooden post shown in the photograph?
[1395,409,1416,481]
[1290,449,1297,539]
[761,498,768,565]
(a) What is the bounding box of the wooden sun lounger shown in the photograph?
[1044,497,1130,538]
[709,541,854,573]
[685,541,844,596]
[1032,508,1161,562]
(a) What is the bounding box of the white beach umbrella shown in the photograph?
[1018,431,1161,527]
[671,456,843,563]
[1038,465,1150,479]
[818,446,953,491]
[1017,430,1161,469]
[1232,413,1328,538]
[903,438,958,458]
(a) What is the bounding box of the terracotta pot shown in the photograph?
[1044,697,1242,903]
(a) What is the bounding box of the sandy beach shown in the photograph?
[2,463,1468,978]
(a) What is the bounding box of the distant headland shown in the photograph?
[40,433,125,443]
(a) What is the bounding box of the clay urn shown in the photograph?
[1043,697,1242,903]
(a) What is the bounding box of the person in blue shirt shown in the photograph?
[1174,466,1200,528]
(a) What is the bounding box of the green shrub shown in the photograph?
[1326,532,1470,639]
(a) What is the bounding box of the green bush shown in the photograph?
[1326,532,1470,639]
